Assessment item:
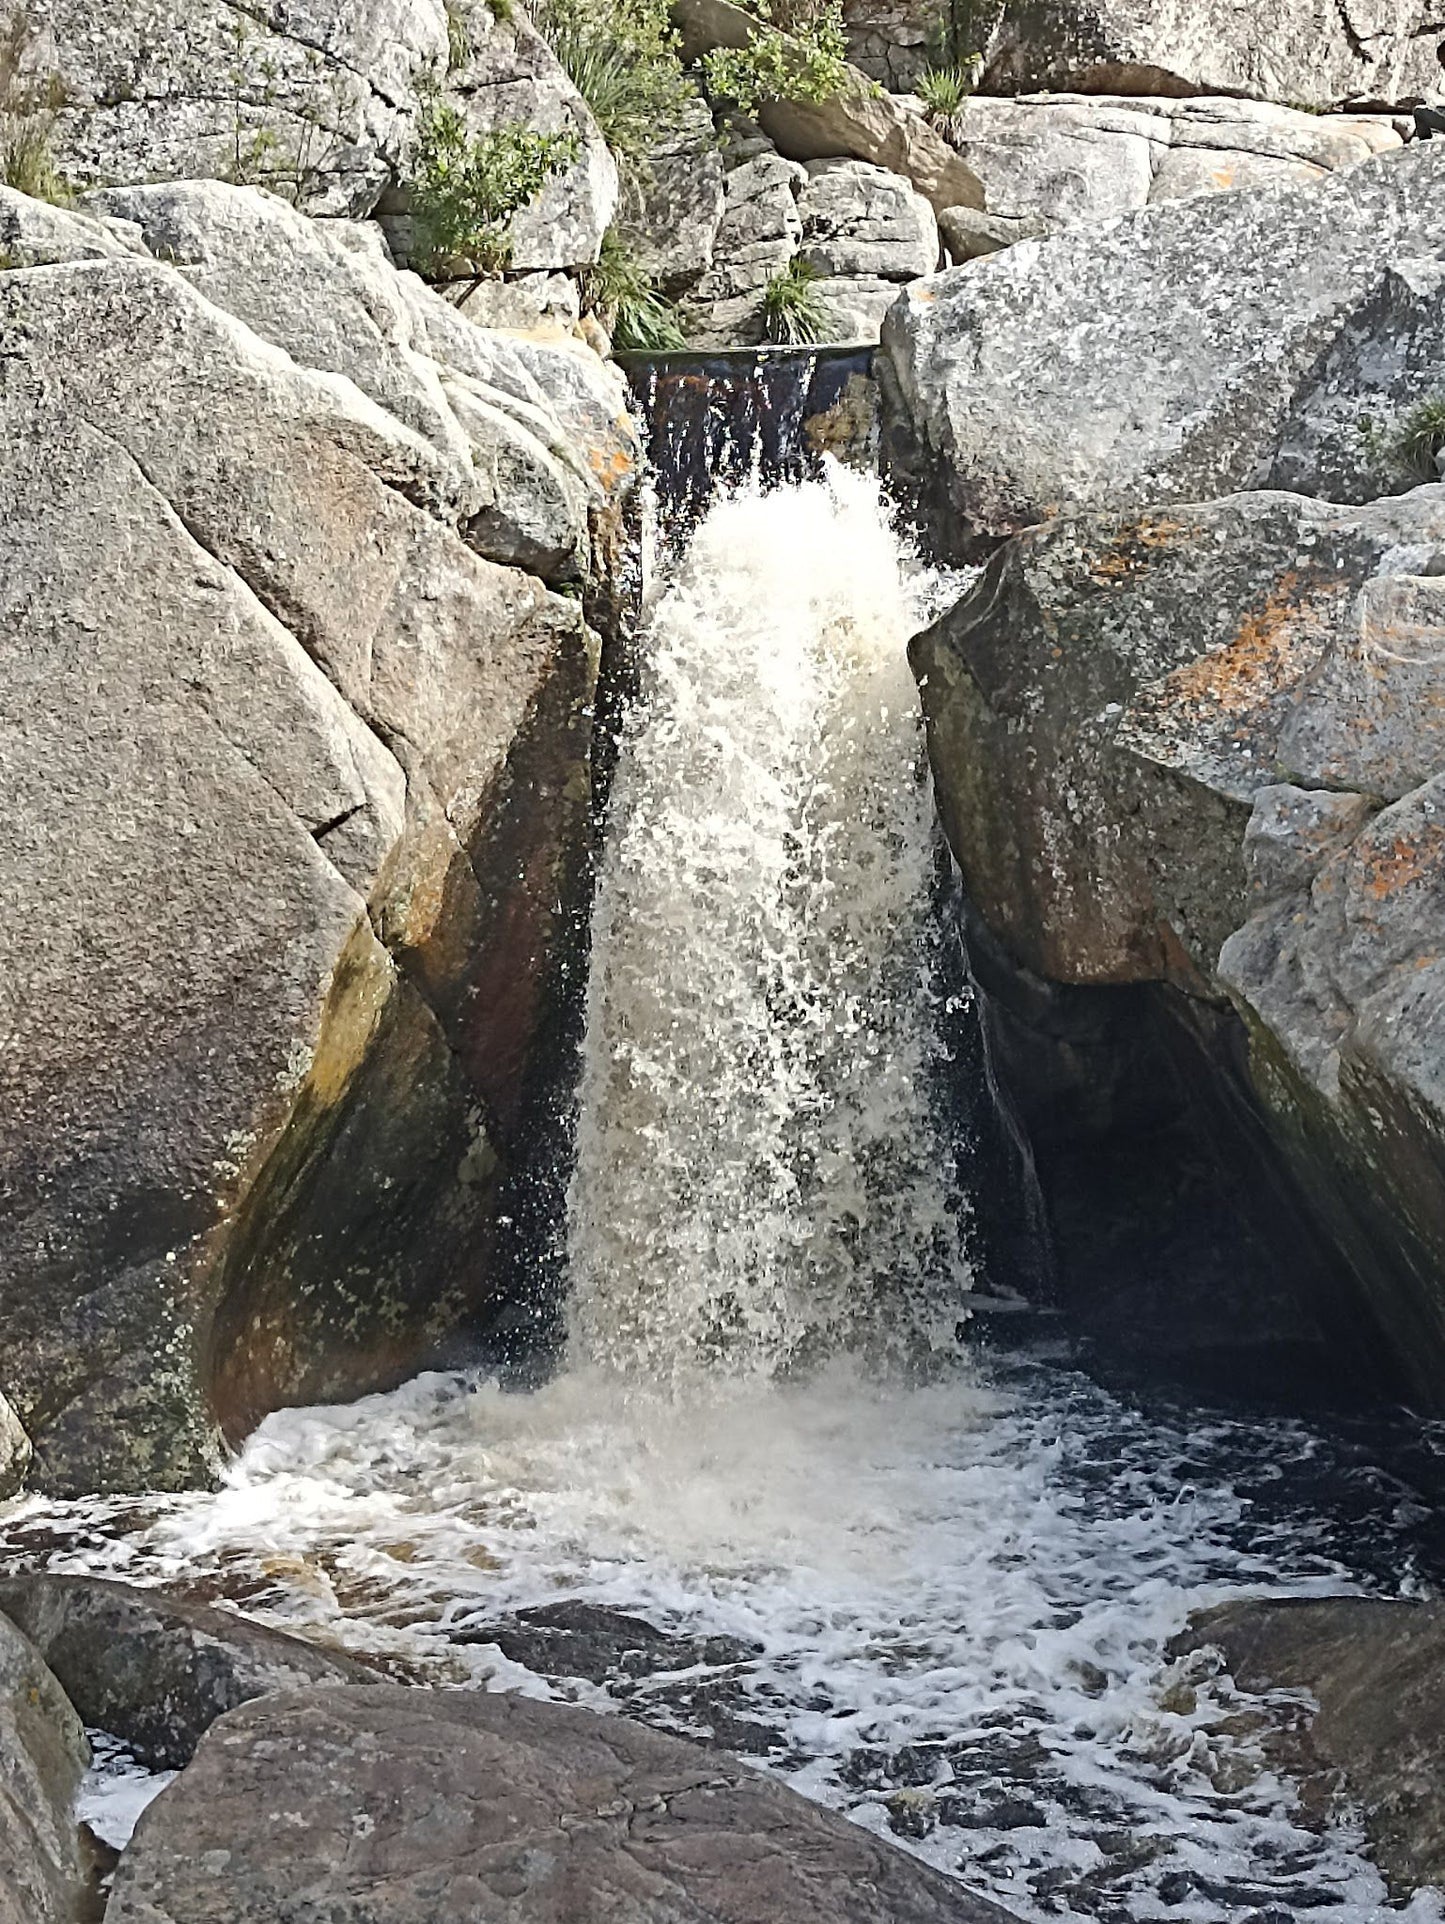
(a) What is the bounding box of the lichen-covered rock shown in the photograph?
[0,1394,31,1501]
[0,1609,89,1924]
[913,486,1445,1398]
[977,0,1442,109]
[617,97,727,295]
[681,148,806,346]
[25,0,614,266]
[106,1685,1020,1923]
[841,0,938,90]
[0,224,631,1493]
[0,1575,378,1769]
[937,94,1399,240]
[884,144,1445,550]
[798,158,938,280]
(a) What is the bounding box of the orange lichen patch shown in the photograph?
[1164,573,1330,716]
[910,285,938,305]
[1210,165,1237,190]
[1357,824,1445,901]
[588,444,635,491]
[1088,514,1191,584]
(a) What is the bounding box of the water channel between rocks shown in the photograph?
[5,431,1445,1924]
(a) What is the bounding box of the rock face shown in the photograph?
[618,98,728,295]
[107,1685,1018,1923]
[0,1575,378,1769]
[884,144,1445,552]
[1177,1597,1445,1893]
[682,148,937,345]
[25,0,614,266]
[912,486,1445,1394]
[0,1609,90,1924]
[0,189,637,1494]
[936,94,1400,249]
[977,0,1443,109]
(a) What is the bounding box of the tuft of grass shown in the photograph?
[761,256,835,346]
[582,227,687,348]
[915,60,975,120]
[1395,396,1445,480]
[531,0,696,169]
[0,13,71,204]
[445,0,473,70]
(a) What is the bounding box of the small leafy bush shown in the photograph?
[410,98,579,276]
[702,0,851,118]
[0,13,70,203]
[531,0,697,168]
[761,256,834,345]
[583,227,687,348]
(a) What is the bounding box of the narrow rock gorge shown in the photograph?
[3,0,1445,1919]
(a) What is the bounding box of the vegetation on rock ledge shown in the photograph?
[410,96,580,277]
[702,0,851,118]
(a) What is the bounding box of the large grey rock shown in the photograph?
[913,484,1445,1398]
[798,158,938,280]
[106,1685,1020,1923]
[80,180,629,581]
[674,0,984,214]
[1176,1597,1445,1894]
[25,0,614,265]
[618,97,727,294]
[978,0,1443,109]
[940,93,1400,239]
[884,144,1445,548]
[0,1610,90,1924]
[0,1393,32,1501]
[0,184,145,267]
[681,148,806,345]
[0,250,608,1493]
[0,1575,377,1769]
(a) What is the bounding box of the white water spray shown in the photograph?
[565,466,971,1382]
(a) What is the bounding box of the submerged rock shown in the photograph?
[0,204,633,1493]
[883,143,1445,551]
[106,1685,1019,1922]
[0,1609,90,1924]
[1176,1596,1445,1894]
[913,486,1445,1393]
[0,1575,378,1769]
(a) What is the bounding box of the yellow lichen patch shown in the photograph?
[1088,514,1191,583]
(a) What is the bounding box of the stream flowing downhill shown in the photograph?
[8,468,1445,1922]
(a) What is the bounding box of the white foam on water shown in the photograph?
[77,1732,175,1853]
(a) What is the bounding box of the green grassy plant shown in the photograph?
[761,256,835,345]
[0,14,71,204]
[1395,396,1445,480]
[531,0,696,168]
[583,228,687,348]
[915,61,976,119]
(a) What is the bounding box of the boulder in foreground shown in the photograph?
[106,1685,1020,1922]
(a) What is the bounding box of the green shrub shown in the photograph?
[583,227,687,348]
[702,0,851,118]
[915,61,976,119]
[0,14,71,204]
[531,0,697,167]
[1394,396,1445,480]
[445,0,473,70]
[410,98,579,277]
[761,256,835,345]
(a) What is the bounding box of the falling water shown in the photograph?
[567,464,970,1383]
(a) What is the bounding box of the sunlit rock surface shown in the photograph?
[0,192,637,1495]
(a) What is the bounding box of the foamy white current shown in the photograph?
[5,470,1443,1920]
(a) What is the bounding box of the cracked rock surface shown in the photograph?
[105,1685,1021,1922]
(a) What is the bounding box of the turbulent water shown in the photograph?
[568,468,969,1380]
[5,468,1445,1923]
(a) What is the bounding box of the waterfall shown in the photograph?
[565,463,972,1384]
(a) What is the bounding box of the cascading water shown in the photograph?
[567,466,969,1383]
[6,432,1445,1924]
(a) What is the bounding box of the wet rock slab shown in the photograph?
[0,1574,377,1769]
[106,1684,1023,1922]
[1177,1595,1445,1895]
[0,1607,91,1924]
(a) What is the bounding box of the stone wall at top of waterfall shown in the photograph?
[566,468,972,1384]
